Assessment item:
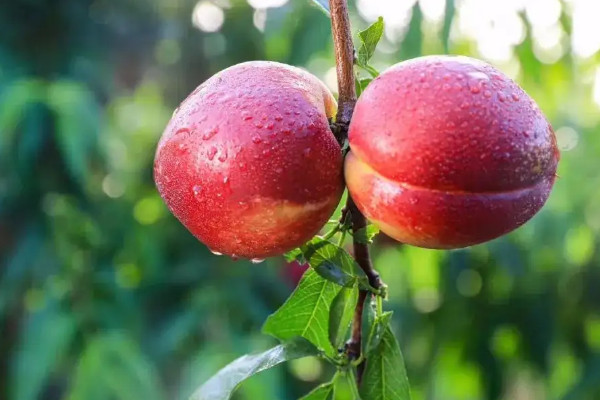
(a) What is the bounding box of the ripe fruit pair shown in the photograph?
[154,57,559,259]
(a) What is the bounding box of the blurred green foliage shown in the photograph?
[1,0,599,399]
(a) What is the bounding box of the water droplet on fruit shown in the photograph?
[207,146,217,160]
[202,127,219,140]
[252,136,262,144]
[193,185,202,196]
[250,258,265,264]
[275,167,283,173]
[483,90,492,98]
[175,128,190,136]
[218,150,228,162]
[230,254,239,261]
[274,115,283,121]
[470,85,481,94]
[210,249,223,256]
[498,92,506,102]
[255,122,264,128]
[266,122,274,130]
[223,176,229,184]
[239,162,247,170]
[512,93,520,101]
[242,111,253,120]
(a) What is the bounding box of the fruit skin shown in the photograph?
[345,55,560,249]
[155,61,343,259]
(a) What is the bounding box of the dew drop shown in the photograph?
[202,127,219,140]
[274,116,283,121]
[252,136,262,144]
[266,122,274,130]
[255,122,264,128]
[193,185,202,196]
[251,258,265,264]
[223,176,229,184]
[498,92,506,102]
[210,249,223,256]
[470,85,481,94]
[242,111,253,120]
[207,146,217,160]
[483,90,492,98]
[218,150,228,162]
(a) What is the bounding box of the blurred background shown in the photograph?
[1,0,599,399]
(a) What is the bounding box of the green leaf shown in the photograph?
[67,333,164,400]
[353,225,380,244]
[355,77,373,97]
[299,382,334,400]
[46,80,100,186]
[357,64,380,78]
[333,371,362,400]
[11,302,76,400]
[360,325,411,400]
[301,237,370,290]
[263,269,341,355]
[309,0,330,16]
[357,17,384,68]
[329,284,359,349]
[284,247,305,264]
[365,312,393,356]
[192,338,318,400]
[0,78,45,160]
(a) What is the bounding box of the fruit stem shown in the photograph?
[329,0,383,387]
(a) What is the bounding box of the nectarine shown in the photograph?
[155,61,344,259]
[345,56,559,249]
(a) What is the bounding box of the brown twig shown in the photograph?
[328,0,383,387]
[329,0,356,127]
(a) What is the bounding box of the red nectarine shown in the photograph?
[345,55,560,249]
[155,61,344,259]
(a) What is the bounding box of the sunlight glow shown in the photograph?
[593,67,600,107]
[571,0,600,58]
[192,1,225,32]
[357,0,416,43]
[455,0,525,62]
[419,0,445,23]
[253,8,267,32]
[247,0,288,9]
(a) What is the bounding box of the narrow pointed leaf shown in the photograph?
[299,382,334,400]
[192,339,318,400]
[301,237,370,290]
[357,17,384,67]
[309,0,330,16]
[329,284,359,348]
[263,269,341,355]
[365,312,393,356]
[353,225,380,244]
[360,325,411,400]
